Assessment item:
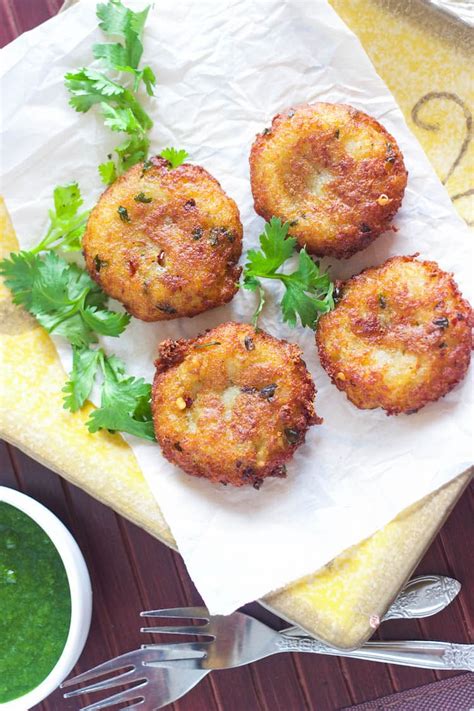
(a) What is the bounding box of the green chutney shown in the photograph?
[0,501,71,703]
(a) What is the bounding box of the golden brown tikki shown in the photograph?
[317,256,473,415]
[83,157,243,321]
[250,102,407,259]
[152,322,320,488]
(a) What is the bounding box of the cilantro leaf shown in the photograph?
[98,160,117,185]
[245,217,296,275]
[0,251,41,309]
[243,217,334,329]
[281,271,334,328]
[29,251,72,314]
[96,0,131,37]
[92,42,128,70]
[101,102,140,133]
[64,68,124,112]
[115,133,149,170]
[87,353,155,440]
[82,305,131,336]
[128,6,150,40]
[43,312,97,347]
[65,69,151,129]
[141,66,156,96]
[104,352,127,378]
[94,1,155,93]
[63,345,102,412]
[160,147,189,169]
[53,183,82,219]
[67,264,105,306]
[96,0,150,47]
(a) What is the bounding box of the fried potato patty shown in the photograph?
[152,322,320,488]
[83,157,243,321]
[317,256,473,415]
[250,103,407,259]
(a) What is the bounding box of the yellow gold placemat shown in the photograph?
[331,0,473,225]
[1,0,472,648]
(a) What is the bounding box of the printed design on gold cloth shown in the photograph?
[412,91,473,224]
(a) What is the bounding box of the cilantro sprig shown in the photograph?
[0,1,172,444]
[0,181,130,346]
[1,243,154,440]
[0,250,130,346]
[94,0,156,94]
[30,183,89,254]
[65,0,154,181]
[63,347,155,441]
[65,0,187,184]
[65,65,152,181]
[243,217,335,329]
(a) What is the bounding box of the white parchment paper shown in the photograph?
[1,0,472,614]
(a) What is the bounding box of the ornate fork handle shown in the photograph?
[276,637,474,671]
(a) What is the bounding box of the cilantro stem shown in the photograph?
[97,349,110,379]
[41,286,91,330]
[120,90,153,131]
[251,284,265,328]
[250,272,291,282]
[30,225,57,254]
[30,214,89,255]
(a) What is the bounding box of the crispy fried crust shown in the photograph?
[83,157,243,321]
[316,256,473,415]
[152,322,320,488]
[250,103,407,259]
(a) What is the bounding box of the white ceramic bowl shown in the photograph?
[0,486,92,710]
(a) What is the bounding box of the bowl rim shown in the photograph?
[0,486,92,710]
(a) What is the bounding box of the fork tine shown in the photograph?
[140,624,211,636]
[141,641,205,651]
[77,682,147,711]
[140,642,207,661]
[63,668,140,699]
[140,607,209,619]
[61,649,141,688]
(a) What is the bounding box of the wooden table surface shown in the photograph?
[1,2,473,710]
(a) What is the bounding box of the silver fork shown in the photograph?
[62,647,204,711]
[140,609,474,672]
[61,575,463,710]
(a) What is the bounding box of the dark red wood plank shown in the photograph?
[171,553,264,711]
[438,482,474,640]
[3,445,165,711]
[0,0,61,48]
[0,441,20,488]
[115,518,221,711]
[243,602,355,711]
[230,603,312,711]
[0,0,19,47]
[1,409,473,711]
